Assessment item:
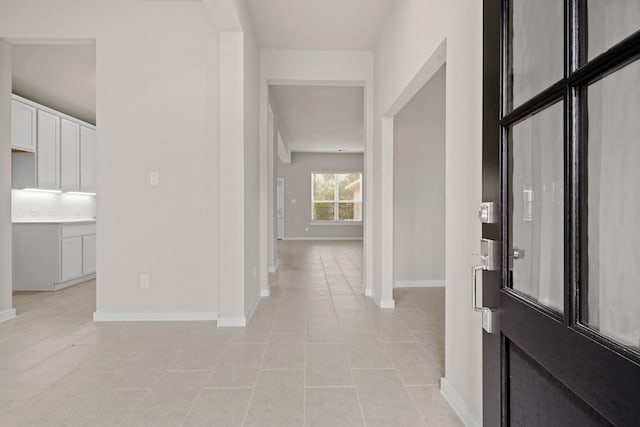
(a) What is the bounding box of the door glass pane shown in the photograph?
[510,102,564,312]
[584,59,640,350]
[508,0,564,110]
[588,1,640,60]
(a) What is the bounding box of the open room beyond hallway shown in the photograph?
[0,242,460,426]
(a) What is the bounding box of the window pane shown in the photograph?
[509,102,564,312]
[588,1,640,60]
[338,202,362,221]
[313,203,335,221]
[313,173,334,201]
[508,0,564,110]
[584,59,640,350]
[337,173,362,201]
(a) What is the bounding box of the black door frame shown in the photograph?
[483,1,640,425]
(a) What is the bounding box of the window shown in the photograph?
[311,173,362,222]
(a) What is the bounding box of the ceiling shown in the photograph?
[245,0,395,50]
[12,44,96,125]
[270,85,364,153]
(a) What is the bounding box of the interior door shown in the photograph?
[482,1,640,425]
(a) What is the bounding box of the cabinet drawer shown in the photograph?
[61,223,96,238]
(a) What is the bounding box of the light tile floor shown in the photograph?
[0,240,462,426]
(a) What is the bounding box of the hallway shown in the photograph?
[0,241,460,426]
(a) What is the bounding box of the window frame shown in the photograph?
[310,171,363,224]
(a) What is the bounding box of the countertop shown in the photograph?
[12,219,96,224]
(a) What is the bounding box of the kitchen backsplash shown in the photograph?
[12,190,96,221]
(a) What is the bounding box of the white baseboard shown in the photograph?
[245,294,261,324]
[394,280,445,288]
[373,294,395,309]
[281,237,363,241]
[217,316,247,327]
[268,258,279,273]
[0,308,17,323]
[440,377,481,427]
[93,311,219,322]
[260,288,270,297]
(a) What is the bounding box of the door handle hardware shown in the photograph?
[472,264,499,333]
[512,247,525,259]
[477,202,497,224]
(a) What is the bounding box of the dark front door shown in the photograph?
[482,1,640,425]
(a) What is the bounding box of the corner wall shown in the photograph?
[393,65,446,286]
[374,0,483,424]
[0,39,15,322]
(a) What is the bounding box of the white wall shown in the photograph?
[11,191,95,221]
[393,65,446,285]
[375,0,483,423]
[0,39,15,322]
[276,152,364,240]
[0,1,221,319]
[243,8,261,316]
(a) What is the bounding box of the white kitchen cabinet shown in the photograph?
[11,95,96,193]
[11,99,37,152]
[61,237,83,281]
[37,110,61,189]
[13,222,96,291]
[82,234,96,275]
[80,126,96,193]
[60,119,80,191]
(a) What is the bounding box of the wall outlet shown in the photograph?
[150,172,160,186]
[30,208,40,217]
[305,227,309,232]
[139,274,150,288]
[291,199,297,204]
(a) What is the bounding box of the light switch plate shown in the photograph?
[150,172,160,186]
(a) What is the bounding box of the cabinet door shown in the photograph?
[60,119,80,191]
[80,126,96,193]
[11,99,37,152]
[37,110,60,189]
[61,237,83,282]
[82,235,96,275]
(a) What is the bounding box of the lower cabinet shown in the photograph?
[13,222,96,291]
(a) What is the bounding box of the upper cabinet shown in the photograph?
[11,95,96,193]
[11,99,37,152]
[60,119,80,191]
[37,110,61,190]
[80,126,96,193]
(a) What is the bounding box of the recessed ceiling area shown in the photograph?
[270,85,364,153]
[12,43,96,125]
[246,0,395,50]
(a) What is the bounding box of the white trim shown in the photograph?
[93,311,219,322]
[394,280,445,288]
[365,288,373,297]
[268,258,279,273]
[374,295,395,309]
[245,294,261,324]
[310,221,363,226]
[281,237,363,241]
[217,316,247,327]
[440,377,481,427]
[0,308,17,323]
[261,289,271,297]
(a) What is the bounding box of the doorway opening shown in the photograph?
[8,40,98,325]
